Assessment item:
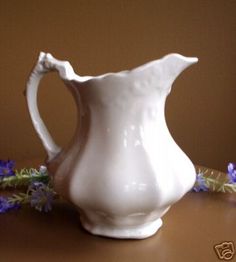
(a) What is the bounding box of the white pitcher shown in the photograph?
[26,52,198,239]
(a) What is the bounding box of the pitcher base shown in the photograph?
[79,216,163,239]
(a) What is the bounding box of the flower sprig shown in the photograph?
[0,166,49,189]
[7,182,56,212]
[193,162,236,193]
[0,160,56,213]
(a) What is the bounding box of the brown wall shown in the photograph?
[0,0,235,171]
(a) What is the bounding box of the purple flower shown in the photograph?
[0,196,20,214]
[193,172,208,192]
[227,163,236,183]
[0,160,15,177]
[0,197,10,213]
[29,182,54,212]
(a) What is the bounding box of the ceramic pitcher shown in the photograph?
[26,52,198,239]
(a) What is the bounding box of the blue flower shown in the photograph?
[192,172,208,192]
[0,196,20,213]
[227,163,236,183]
[29,182,54,212]
[0,160,15,177]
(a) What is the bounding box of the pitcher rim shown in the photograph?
[73,53,198,83]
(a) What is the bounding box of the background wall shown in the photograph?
[0,0,235,171]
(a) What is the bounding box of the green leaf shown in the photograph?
[8,192,30,204]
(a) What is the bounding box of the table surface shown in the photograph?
[0,160,236,262]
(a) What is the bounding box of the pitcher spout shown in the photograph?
[162,53,198,87]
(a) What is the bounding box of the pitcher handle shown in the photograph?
[26,52,75,161]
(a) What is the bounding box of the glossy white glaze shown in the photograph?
[26,52,198,239]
